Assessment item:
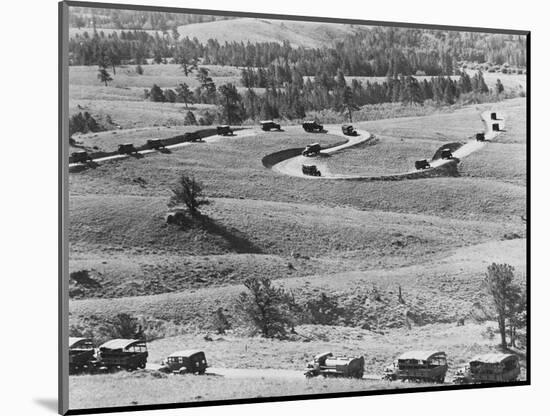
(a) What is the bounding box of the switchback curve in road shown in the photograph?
[271,111,504,180]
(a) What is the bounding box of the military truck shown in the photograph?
[302,121,324,133]
[341,124,358,136]
[96,339,148,371]
[441,148,453,159]
[118,143,138,155]
[383,351,448,383]
[302,143,322,157]
[145,139,165,150]
[415,159,431,170]
[492,123,500,131]
[159,350,208,375]
[305,352,364,379]
[476,133,486,141]
[71,151,92,164]
[453,353,520,384]
[302,164,321,176]
[260,120,281,131]
[217,125,234,136]
[69,337,96,374]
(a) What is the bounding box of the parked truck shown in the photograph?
[159,350,208,375]
[415,159,431,170]
[305,352,364,379]
[302,143,322,157]
[383,351,448,383]
[71,151,92,164]
[117,143,138,155]
[69,337,96,374]
[302,164,321,176]
[95,339,148,371]
[260,120,281,131]
[341,124,358,136]
[217,125,234,136]
[453,353,520,384]
[302,121,324,133]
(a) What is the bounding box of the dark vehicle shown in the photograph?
[159,350,208,375]
[96,339,148,371]
[492,123,500,131]
[415,159,431,170]
[217,125,234,136]
[490,112,498,120]
[302,143,322,157]
[302,164,321,176]
[441,148,453,159]
[118,143,138,155]
[260,120,281,131]
[71,151,92,164]
[182,132,201,142]
[69,337,95,374]
[341,124,358,136]
[305,352,364,379]
[476,133,486,141]
[145,139,165,150]
[383,351,448,383]
[453,353,520,384]
[302,121,324,132]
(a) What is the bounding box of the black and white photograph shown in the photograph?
[59,1,529,413]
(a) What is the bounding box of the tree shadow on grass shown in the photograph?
[174,212,264,254]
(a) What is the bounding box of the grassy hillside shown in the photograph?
[176,18,362,48]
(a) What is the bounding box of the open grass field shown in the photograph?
[69,371,419,410]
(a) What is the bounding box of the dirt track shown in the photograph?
[271,111,505,180]
[146,363,382,381]
[68,128,259,168]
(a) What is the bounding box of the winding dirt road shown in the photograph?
[68,128,259,168]
[271,111,505,180]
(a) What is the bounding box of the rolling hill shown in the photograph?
[176,18,366,48]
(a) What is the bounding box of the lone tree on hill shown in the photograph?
[97,66,113,86]
[336,85,359,122]
[236,276,294,339]
[483,263,525,349]
[168,173,209,216]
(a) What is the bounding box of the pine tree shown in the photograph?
[196,67,217,103]
[496,78,504,94]
[183,111,197,125]
[149,84,165,102]
[218,83,243,125]
[176,83,194,108]
[97,66,113,86]
[337,86,359,122]
[483,263,519,349]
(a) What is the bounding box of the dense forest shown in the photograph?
[69,25,527,77]
[143,67,495,124]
